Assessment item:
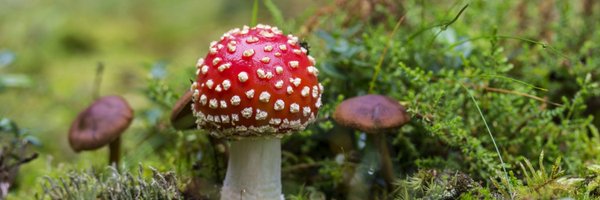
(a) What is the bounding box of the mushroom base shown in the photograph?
[221,137,283,200]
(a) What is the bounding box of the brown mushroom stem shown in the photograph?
[371,133,395,189]
[108,136,121,167]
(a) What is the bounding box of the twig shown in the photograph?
[92,62,104,100]
[282,163,322,173]
[368,15,406,93]
[481,86,562,107]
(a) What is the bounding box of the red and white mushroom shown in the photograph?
[190,24,323,199]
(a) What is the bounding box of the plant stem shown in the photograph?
[221,137,282,200]
[93,62,104,100]
[251,0,259,27]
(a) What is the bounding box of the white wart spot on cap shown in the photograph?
[290,77,301,87]
[312,85,319,98]
[275,66,283,74]
[215,85,222,92]
[274,80,284,89]
[259,30,274,38]
[243,49,255,57]
[212,57,221,65]
[290,103,300,113]
[192,89,199,99]
[206,80,214,89]
[259,91,271,103]
[307,66,319,76]
[303,107,311,117]
[255,109,268,120]
[196,58,204,67]
[218,63,231,72]
[222,80,231,90]
[200,94,207,105]
[279,45,287,51]
[241,107,253,118]
[308,55,316,65]
[287,86,294,94]
[246,36,259,43]
[269,118,282,125]
[301,86,310,97]
[257,69,265,78]
[209,99,218,109]
[260,57,271,63]
[264,45,273,52]
[227,43,236,53]
[315,97,322,108]
[274,99,285,111]
[220,100,227,108]
[289,61,299,68]
[231,114,240,122]
[238,72,249,82]
[190,82,198,91]
[201,65,209,74]
[245,89,255,99]
[230,95,241,106]
[221,115,230,123]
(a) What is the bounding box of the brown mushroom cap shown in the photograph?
[69,96,133,152]
[170,90,195,130]
[333,94,409,133]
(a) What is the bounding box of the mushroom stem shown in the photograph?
[372,133,395,189]
[108,136,121,167]
[221,137,282,200]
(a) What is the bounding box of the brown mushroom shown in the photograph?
[69,95,133,166]
[333,94,410,189]
[170,90,195,130]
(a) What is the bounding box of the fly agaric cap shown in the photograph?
[191,24,323,138]
[170,90,195,130]
[333,94,409,133]
[69,96,134,152]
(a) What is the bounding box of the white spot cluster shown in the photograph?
[191,24,324,138]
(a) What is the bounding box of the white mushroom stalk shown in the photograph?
[220,137,282,200]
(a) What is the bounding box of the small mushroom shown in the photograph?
[190,24,323,200]
[170,90,195,130]
[333,94,410,189]
[69,95,133,166]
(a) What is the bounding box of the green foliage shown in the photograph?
[36,165,181,200]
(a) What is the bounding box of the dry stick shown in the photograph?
[475,85,562,107]
[482,87,562,106]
